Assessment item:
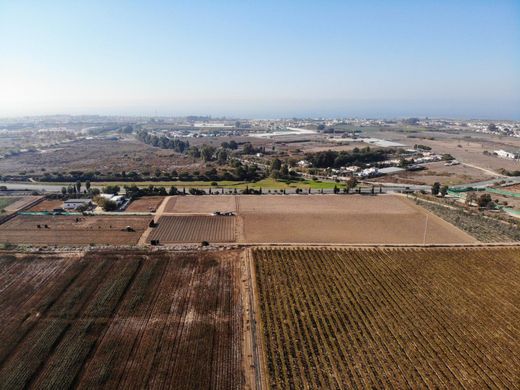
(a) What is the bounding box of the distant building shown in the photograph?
[110,195,125,207]
[63,199,91,210]
[357,167,379,178]
[494,149,518,160]
[99,194,126,208]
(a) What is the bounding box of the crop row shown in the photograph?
[0,250,243,389]
[253,247,520,388]
[149,216,236,243]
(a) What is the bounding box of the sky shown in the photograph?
[1,0,519,119]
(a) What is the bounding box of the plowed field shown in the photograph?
[148,215,236,243]
[0,215,149,245]
[0,250,243,389]
[125,196,165,212]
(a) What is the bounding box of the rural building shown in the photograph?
[110,195,125,207]
[98,193,126,208]
[494,149,519,160]
[63,199,91,210]
[357,167,379,178]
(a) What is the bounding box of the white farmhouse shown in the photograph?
[494,149,518,160]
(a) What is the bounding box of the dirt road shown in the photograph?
[137,196,170,245]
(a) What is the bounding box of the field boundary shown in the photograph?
[399,196,478,243]
[244,248,268,390]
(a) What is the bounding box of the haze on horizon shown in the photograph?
[1,0,519,120]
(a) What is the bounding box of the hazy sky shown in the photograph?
[1,1,519,119]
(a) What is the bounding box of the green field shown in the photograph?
[39,178,346,191]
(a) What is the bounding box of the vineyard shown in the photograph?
[0,250,243,389]
[254,247,520,388]
[148,215,236,243]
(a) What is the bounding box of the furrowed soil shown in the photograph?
[0,215,149,245]
[253,247,520,389]
[27,199,64,212]
[125,196,165,212]
[0,250,243,389]
[148,215,236,243]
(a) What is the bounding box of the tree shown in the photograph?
[281,164,289,178]
[431,182,441,196]
[216,148,228,164]
[346,177,358,190]
[75,181,81,193]
[102,200,118,211]
[201,145,216,162]
[188,146,201,158]
[85,181,91,191]
[242,143,255,155]
[271,158,282,171]
[477,193,493,208]
[440,185,448,197]
[61,187,67,195]
[103,185,120,195]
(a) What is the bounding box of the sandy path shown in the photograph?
[460,162,506,177]
[137,196,170,245]
[241,249,267,390]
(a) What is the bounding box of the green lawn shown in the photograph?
[39,178,346,191]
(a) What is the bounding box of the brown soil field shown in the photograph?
[237,195,475,244]
[164,195,237,214]
[148,215,236,243]
[0,250,243,389]
[501,183,520,193]
[370,161,491,186]
[254,247,520,388]
[0,215,149,245]
[125,196,165,212]
[27,199,64,212]
[2,196,43,213]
